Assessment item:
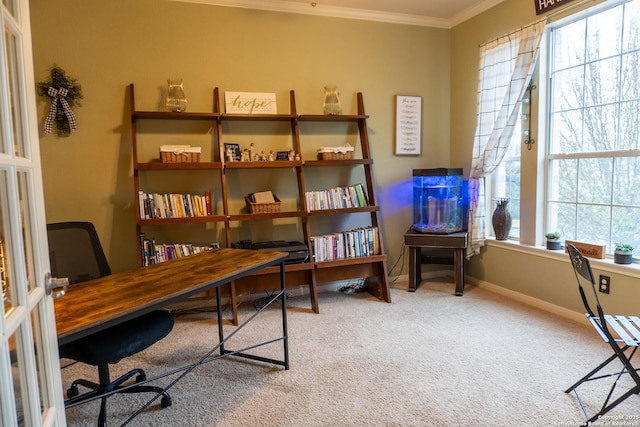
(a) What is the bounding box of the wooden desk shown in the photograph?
[55,248,289,422]
[55,248,287,346]
[404,230,468,296]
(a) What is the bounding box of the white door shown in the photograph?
[0,0,66,426]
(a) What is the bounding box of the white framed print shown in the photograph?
[395,95,422,156]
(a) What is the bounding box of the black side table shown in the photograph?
[404,229,468,296]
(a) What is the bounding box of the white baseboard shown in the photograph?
[467,276,589,326]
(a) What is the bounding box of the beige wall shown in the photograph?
[30,0,450,273]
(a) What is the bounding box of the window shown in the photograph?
[492,115,522,239]
[546,0,640,255]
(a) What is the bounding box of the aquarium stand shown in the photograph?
[404,230,468,296]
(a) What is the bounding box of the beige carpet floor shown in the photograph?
[61,278,640,426]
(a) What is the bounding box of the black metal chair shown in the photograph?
[47,221,174,427]
[565,243,640,424]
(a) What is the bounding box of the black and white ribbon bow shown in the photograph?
[44,86,77,134]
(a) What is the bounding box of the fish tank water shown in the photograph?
[411,168,465,234]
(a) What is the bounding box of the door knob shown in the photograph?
[45,272,68,299]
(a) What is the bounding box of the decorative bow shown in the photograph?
[44,87,77,134]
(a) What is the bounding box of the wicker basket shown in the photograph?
[317,146,354,160]
[160,145,201,163]
[245,195,281,213]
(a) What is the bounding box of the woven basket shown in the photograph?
[317,151,354,160]
[317,146,355,160]
[160,145,201,163]
[245,195,281,213]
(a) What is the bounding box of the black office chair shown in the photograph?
[565,243,640,424]
[47,221,174,426]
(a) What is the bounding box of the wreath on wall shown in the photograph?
[37,65,83,137]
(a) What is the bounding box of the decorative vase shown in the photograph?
[614,251,633,264]
[165,79,187,112]
[323,85,342,115]
[492,199,512,240]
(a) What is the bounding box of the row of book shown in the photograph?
[139,233,218,266]
[138,191,212,219]
[305,183,368,211]
[310,226,380,262]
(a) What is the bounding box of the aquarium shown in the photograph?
[411,168,465,234]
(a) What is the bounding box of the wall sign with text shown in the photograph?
[395,95,422,156]
[225,91,277,114]
[534,0,576,15]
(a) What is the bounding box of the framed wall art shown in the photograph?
[394,95,422,156]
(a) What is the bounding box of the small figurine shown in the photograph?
[295,153,301,161]
[249,142,256,161]
[260,150,267,161]
[226,146,234,162]
[240,148,250,162]
[288,149,295,161]
[268,150,276,162]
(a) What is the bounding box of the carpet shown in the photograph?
[61,278,640,426]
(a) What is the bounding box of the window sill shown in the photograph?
[485,239,640,279]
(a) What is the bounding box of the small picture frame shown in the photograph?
[224,143,241,161]
[395,95,422,156]
[275,151,290,161]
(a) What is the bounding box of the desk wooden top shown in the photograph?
[54,248,287,345]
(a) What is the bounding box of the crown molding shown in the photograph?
[170,0,504,29]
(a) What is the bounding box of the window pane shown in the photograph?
[583,104,617,151]
[577,157,612,204]
[613,156,640,205]
[623,0,640,52]
[621,52,640,100]
[549,201,576,239]
[611,206,640,255]
[585,57,620,106]
[619,100,640,149]
[0,170,15,316]
[576,203,610,245]
[549,159,577,202]
[553,19,585,70]
[552,66,584,110]
[586,6,622,61]
[3,26,26,158]
[549,110,583,154]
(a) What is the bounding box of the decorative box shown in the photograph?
[160,145,201,163]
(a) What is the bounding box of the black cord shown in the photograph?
[388,242,407,284]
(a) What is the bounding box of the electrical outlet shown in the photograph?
[599,275,611,294]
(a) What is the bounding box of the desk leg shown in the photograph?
[278,260,290,370]
[408,246,420,292]
[454,248,465,296]
[216,286,225,354]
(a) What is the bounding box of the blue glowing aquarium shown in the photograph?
[411,168,465,234]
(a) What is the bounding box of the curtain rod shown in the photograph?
[478,0,605,48]
[478,17,546,47]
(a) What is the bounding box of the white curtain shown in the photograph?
[467,19,546,258]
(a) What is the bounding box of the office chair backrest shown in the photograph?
[47,222,112,285]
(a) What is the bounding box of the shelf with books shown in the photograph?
[130,83,227,269]
[129,84,390,323]
[297,92,390,307]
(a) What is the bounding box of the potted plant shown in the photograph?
[545,232,562,250]
[614,243,634,264]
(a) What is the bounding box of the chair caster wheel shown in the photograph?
[67,385,79,398]
[161,395,172,408]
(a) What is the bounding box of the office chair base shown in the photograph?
[64,365,172,426]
